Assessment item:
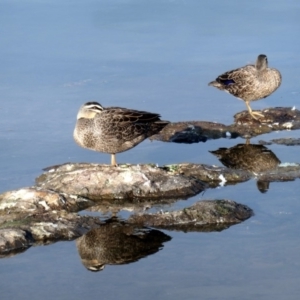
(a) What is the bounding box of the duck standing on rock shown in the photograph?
[209,54,282,120]
[73,102,169,166]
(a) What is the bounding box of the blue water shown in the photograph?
[1,1,300,299]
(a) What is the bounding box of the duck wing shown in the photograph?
[108,107,161,124]
[216,65,256,86]
[95,107,166,141]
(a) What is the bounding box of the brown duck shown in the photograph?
[209,54,282,120]
[73,102,169,165]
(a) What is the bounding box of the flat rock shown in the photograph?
[35,163,206,201]
[34,162,300,199]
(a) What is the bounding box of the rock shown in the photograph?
[258,164,300,182]
[164,163,251,187]
[128,200,253,232]
[0,187,94,213]
[35,163,206,201]
[3,106,299,255]
[258,140,273,145]
[260,138,300,146]
[152,107,300,142]
[39,160,296,196]
[151,121,237,143]
[164,162,300,192]
[26,211,102,242]
[234,107,300,128]
[0,209,103,254]
[272,138,300,146]
[85,197,181,215]
[0,160,264,254]
[0,229,33,256]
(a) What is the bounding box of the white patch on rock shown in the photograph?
[218,174,227,186]
[39,201,50,210]
[282,122,293,129]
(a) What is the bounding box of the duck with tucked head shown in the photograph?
[209,54,282,120]
[73,102,169,166]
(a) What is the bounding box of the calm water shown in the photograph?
[1,1,300,299]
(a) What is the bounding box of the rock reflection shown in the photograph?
[76,219,171,272]
[86,196,186,216]
[210,142,281,193]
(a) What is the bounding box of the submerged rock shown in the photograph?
[128,200,253,232]
[76,219,171,271]
[259,138,300,146]
[36,163,206,201]
[258,163,300,182]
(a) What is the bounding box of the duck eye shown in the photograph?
[91,106,102,111]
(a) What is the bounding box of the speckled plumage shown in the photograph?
[209,54,282,120]
[73,102,169,165]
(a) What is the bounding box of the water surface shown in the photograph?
[1,1,300,299]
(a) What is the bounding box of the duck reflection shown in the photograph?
[76,219,171,272]
[210,142,281,193]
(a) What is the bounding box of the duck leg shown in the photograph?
[111,154,117,166]
[245,101,264,120]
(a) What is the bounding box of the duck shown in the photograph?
[73,102,169,166]
[208,54,282,120]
